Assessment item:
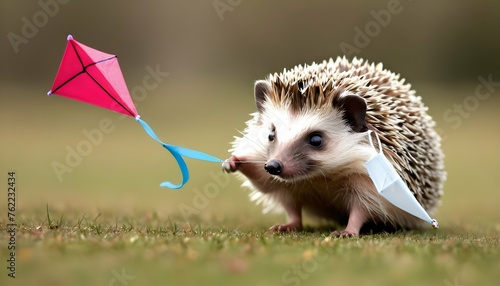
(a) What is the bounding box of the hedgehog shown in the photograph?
[222,57,445,237]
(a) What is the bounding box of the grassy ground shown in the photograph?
[3,211,500,286]
[1,81,499,285]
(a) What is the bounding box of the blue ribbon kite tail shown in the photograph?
[135,116,222,189]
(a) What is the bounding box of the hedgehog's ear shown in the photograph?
[339,95,368,133]
[254,80,272,113]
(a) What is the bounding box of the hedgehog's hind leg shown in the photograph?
[331,174,378,237]
[269,198,302,232]
[332,202,367,237]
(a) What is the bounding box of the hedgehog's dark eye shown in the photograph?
[308,134,322,147]
[268,129,276,142]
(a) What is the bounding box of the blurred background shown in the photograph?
[2,0,500,228]
[1,0,500,284]
[2,0,500,230]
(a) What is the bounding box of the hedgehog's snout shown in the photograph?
[265,160,283,175]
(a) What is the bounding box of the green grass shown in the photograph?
[1,81,499,285]
[1,209,499,286]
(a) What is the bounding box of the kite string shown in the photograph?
[135,116,222,189]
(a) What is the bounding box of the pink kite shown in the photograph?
[48,35,221,189]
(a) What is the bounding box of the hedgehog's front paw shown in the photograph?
[269,222,303,232]
[331,229,359,238]
[222,155,241,173]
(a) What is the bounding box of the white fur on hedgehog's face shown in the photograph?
[258,101,372,183]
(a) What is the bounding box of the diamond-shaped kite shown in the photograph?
[48,35,222,189]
